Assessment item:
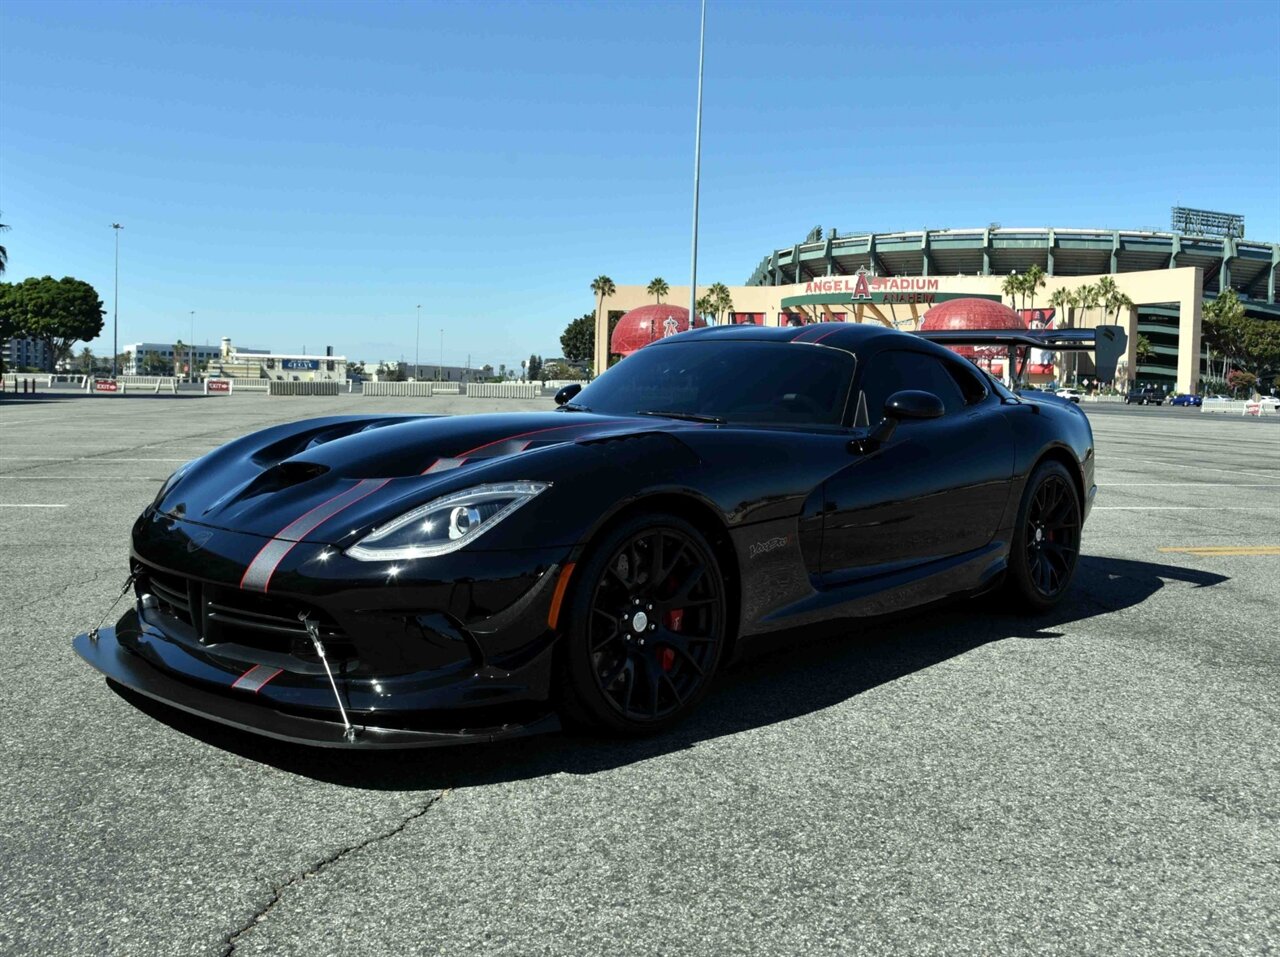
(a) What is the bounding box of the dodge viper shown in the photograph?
[74,322,1121,748]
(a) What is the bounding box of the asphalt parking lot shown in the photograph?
[1,392,1276,957]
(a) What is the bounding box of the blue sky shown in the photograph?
[2,0,1277,367]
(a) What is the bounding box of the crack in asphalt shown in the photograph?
[10,568,117,624]
[221,789,451,957]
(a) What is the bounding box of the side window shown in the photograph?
[854,350,966,425]
[945,358,988,405]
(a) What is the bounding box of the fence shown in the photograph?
[465,382,541,399]
[228,379,271,393]
[3,373,51,389]
[1202,398,1280,416]
[268,380,341,396]
[117,376,180,393]
[363,381,465,397]
[364,381,434,397]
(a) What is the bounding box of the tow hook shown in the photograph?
[299,612,357,743]
[88,571,137,643]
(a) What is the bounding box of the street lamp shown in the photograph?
[111,223,123,378]
[189,311,196,381]
[438,328,443,382]
[688,0,707,323]
[415,304,421,380]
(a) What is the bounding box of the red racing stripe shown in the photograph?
[240,478,390,592]
[418,423,608,475]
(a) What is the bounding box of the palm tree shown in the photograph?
[1136,334,1154,366]
[590,275,616,322]
[708,282,733,325]
[173,340,186,378]
[695,294,715,324]
[0,212,9,276]
[646,277,669,304]
[1024,264,1046,311]
[1001,273,1021,310]
[1047,287,1070,321]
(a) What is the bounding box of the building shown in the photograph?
[2,337,53,372]
[210,337,347,382]
[593,225,1280,392]
[123,341,234,376]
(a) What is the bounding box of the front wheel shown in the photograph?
[1005,460,1082,611]
[558,513,728,735]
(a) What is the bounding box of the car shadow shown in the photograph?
[113,555,1226,789]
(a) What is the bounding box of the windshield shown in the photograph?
[571,341,855,427]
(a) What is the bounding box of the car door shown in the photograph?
[819,348,1015,584]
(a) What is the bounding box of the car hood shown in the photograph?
[157,411,697,543]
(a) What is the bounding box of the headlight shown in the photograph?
[153,461,194,508]
[346,481,549,561]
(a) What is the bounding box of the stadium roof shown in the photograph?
[748,227,1279,306]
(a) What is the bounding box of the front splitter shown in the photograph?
[72,627,561,749]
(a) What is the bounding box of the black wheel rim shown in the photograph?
[1025,474,1081,599]
[587,527,724,722]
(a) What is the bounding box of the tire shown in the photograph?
[557,512,728,735]
[1124,397,1131,405]
[1005,460,1082,612]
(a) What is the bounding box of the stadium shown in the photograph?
[594,218,1280,393]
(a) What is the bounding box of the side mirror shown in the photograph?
[554,382,583,406]
[854,390,944,453]
[883,389,945,421]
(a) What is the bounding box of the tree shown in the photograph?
[0,282,20,375]
[708,282,734,325]
[174,339,186,378]
[590,274,616,324]
[527,354,543,381]
[1001,273,1021,309]
[695,295,715,323]
[646,277,669,304]
[1227,369,1257,397]
[1136,334,1154,366]
[142,351,170,376]
[7,276,105,369]
[560,312,595,362]
[1202,289,1248,381]
[78,347,95,374]
[0,212,9,276]
[1024,264,1046,311]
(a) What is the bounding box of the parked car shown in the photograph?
[1125,388,1164,406]
[1057,388,1084,404]
[1170,393,1202,407]
[74,322,1105,748]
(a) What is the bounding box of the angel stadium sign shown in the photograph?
[802,275,939,298]
[787,274,958,305]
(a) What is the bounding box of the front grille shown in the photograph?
[137,563,355,663]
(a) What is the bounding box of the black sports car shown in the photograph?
[75,322,1119,748]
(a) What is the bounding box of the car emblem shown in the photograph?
[749,535,789,559]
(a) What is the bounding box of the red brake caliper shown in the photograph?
[660,608,683,672]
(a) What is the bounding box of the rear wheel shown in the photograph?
[558,514,727,735]
[1005,460,1082,611]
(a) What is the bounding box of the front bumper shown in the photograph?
[74,624,561,748]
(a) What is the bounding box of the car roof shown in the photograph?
[658,321,919,354]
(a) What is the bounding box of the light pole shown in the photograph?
[189,311,195,381]
[438,328,443,382]
[688,0,707,324]
[415,304,421,379]
[111,223,123,377]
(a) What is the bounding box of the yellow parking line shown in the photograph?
[1158,546,1280,556]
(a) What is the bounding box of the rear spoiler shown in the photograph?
[915,325,1128,385]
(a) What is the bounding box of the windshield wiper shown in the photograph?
[635,410,725,424]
